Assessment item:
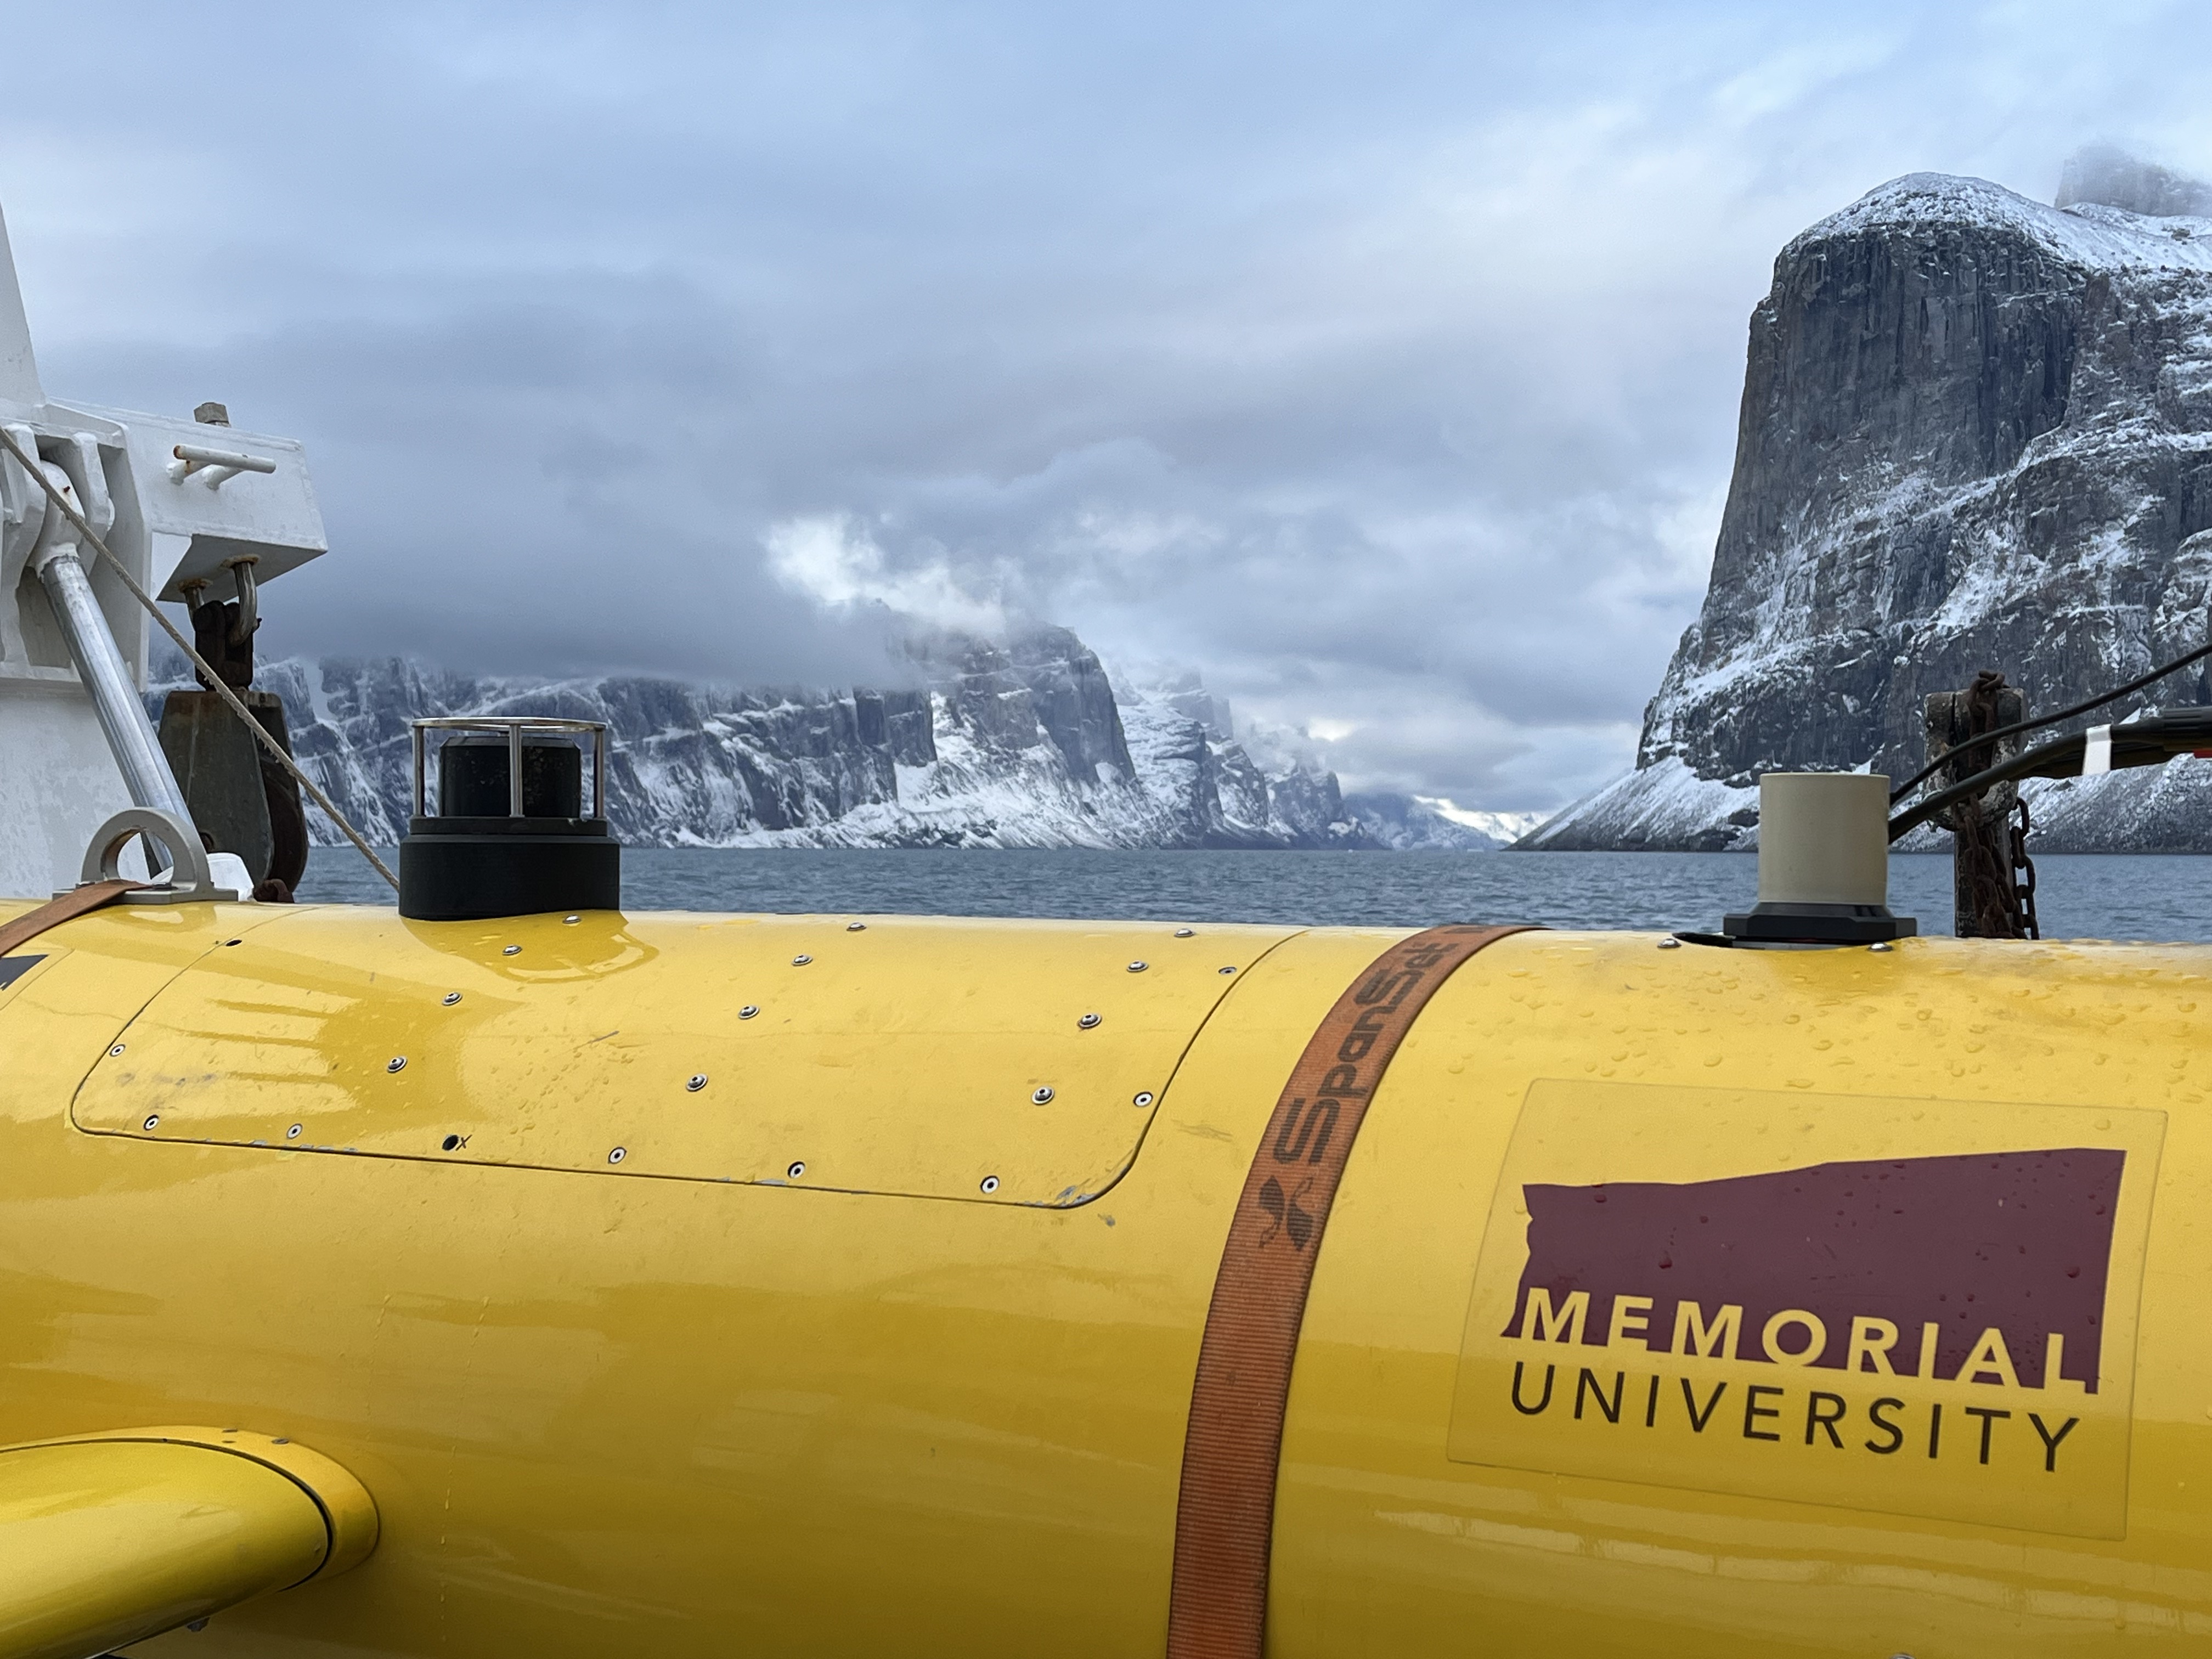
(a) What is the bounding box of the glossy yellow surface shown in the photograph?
[0,1429,363,1659]
[1280,932,2212,1655]
[1,900,2209,1656]
[75,909,1290,1204]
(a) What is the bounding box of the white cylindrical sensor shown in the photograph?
[1756,772,1890,906]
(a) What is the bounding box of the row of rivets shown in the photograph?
[132,1121,1053,1202]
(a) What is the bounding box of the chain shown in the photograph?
[2010,797,2040,940]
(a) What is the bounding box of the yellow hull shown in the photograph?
[2,899,2207,1655]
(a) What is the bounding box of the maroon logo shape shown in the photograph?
[1502,1148,2123,1391]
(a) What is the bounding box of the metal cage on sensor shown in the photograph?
[397,716,620,922]
[409,717,609,821]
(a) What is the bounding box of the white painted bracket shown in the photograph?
[167,442,279,490]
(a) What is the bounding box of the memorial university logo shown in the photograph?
[1448,1082,2164,1539]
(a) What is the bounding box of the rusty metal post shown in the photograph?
[1923,671,2038,938]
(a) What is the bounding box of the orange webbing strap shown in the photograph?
[1165,922,1538,1659]
[0,879,144,961]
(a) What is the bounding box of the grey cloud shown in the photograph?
[6,2,2211,810]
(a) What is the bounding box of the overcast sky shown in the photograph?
[3,3,2209,811]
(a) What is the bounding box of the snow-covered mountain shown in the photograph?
[1525,163,2212,852]
[163,628,1506,850]
[1341,794,1544,850]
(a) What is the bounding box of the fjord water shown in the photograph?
[297,848,2212,943]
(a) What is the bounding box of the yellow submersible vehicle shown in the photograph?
[4,204,2212,1659]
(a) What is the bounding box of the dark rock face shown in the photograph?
[924,626,1135,783]
[1007,627,1133,781]
[164,628,1386,850]
[854,689,935,767]
[247,657,931,844]
[1531,172,2212,851]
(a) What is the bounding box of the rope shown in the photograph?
[0,425,399,890]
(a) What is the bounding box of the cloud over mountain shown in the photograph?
[8,3,2212,812]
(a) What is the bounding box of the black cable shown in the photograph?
[1888,639,2212,804]
[1886,709,2212,841]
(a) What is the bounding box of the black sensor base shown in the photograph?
[399,819,620,921]
[1720,901,1917,944]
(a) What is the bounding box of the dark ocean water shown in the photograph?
[295,847,2212,942]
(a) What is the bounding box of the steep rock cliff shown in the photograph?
[1528,170,2212,851]
[168,628,1394,849]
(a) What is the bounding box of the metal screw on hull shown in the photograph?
[739,1005,760,1019]
[1218,966,1235,975]
[1174,929,1194,938]
[1657,938,1682,950]
[563,915,580,924]
[1133,1091,1155,1108]
[792,954,812,966]
[607,1147,627,1164]
[1032,1086,1056,1104]
[387,1056,407,1073]
[109,1043,125,1056]
[143,1115,159,1131]
[1870,941,1895,953]
[285,1124,302,1139]
[1127,960,1148,973]
[442,992,462,1005]
[787,1161,806,1180]
[1077,1012,1101,1029]
[687,1074,708,1092]
[980,1175,1000,1193]
[503,945,521,957]
[847,922,866,932]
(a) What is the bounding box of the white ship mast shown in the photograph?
[0,204,325,898]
